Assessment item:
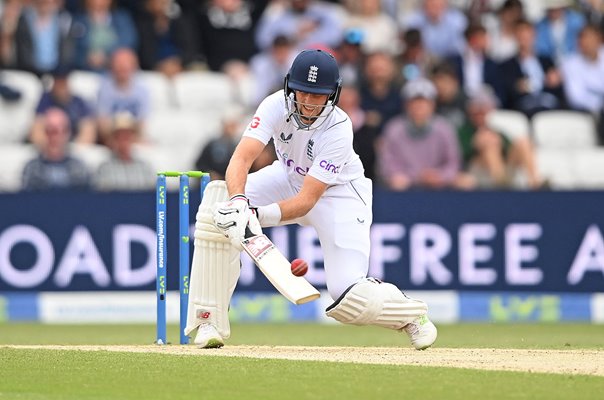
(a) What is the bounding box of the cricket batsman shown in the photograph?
[185,49,438,350]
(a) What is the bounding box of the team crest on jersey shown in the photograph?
[279,132,293,143]
[307,65,318,83]
[306,139,314,160]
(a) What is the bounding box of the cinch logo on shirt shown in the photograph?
[319,159,340,174]
[307,65,318,83]
[276,149,309,176]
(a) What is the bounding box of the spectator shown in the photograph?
[30,65,96,146]
[484,0,524,63]
[256,0,344,52]
[249,34,297,106]
[13,0,75,76]
[359,51,402,134]
[561,24,604,143]
[72,0,138,71]
[344,0,399,55]
[94,112,155,191]
[500,18,566,117]
[336,28,364,87]
[0,0,23,67]
[399,28,440,84]
[400,0,467,58]
[458,86,542,189]
[447,22,505,104]
[194,107,244,181]
[22,107,91,191]
[96,48,149,144]
[432,62,467,130]
[338,84,380,180]
[535,0,585,61]
[197,0,270,72]
[134,0,198,77]
[377,78,473,191]
[561,24,604,113]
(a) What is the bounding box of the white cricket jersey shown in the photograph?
[243,90,365,191]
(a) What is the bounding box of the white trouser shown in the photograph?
[245,161,373,300]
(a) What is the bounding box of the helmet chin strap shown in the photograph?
[286,92,334,131]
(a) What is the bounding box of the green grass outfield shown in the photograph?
[1,323,603,400]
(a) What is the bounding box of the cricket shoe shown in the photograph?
[195,324,224,349]
[402,314,437,350]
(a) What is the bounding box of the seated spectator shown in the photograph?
[30,65,96,146]
[344,0,399,55]
[400,0,467,58]
[249,35,297,106]
[0,0,23,67]
[194,107,244,181]
[500,19,566,118]
[561,24,604,143]
[561,24,604,114]
[484,0,524,63]
[432,62,467,130]
[359,51,402,134]
[96,48,150,144]
[377,78,474,191]
[447,22,505,104]
[399,28,440,84]
[134,0,199,77]
[13,0,75,76]
[535,0,585,61]
[338,85,381,181]
[458,86,542,189]
[22,107,91,191]
[94,112,155,191]
[256,0,343,52]
[197,0,270,72]
[72,0,138,71]
[336,28,364,87]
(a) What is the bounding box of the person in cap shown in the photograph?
[186,49,438,351]
[378,78,474,191]
[93,111,154,191]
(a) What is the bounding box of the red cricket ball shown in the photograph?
[290,258,308,277]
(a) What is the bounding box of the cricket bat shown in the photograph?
[241,233,321,305]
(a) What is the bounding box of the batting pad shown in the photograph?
[185,180,240,339]
[325,278,428,330]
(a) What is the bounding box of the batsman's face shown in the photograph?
[295,90,329,123]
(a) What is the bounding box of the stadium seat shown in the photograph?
[486,109,530,141]
[532,110,598,149]
[70,143,112,172]
[138,71,176,111]
[572,149,604,189]
[0,144,37,192]
[536,148,577,189]
[67,70,101,106]
[0,70,43,143]
[173,71,234,112]
[143,109,222,170]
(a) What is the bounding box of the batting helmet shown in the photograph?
[284,49,342,105]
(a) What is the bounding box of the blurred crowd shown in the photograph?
[1,0,604,192]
